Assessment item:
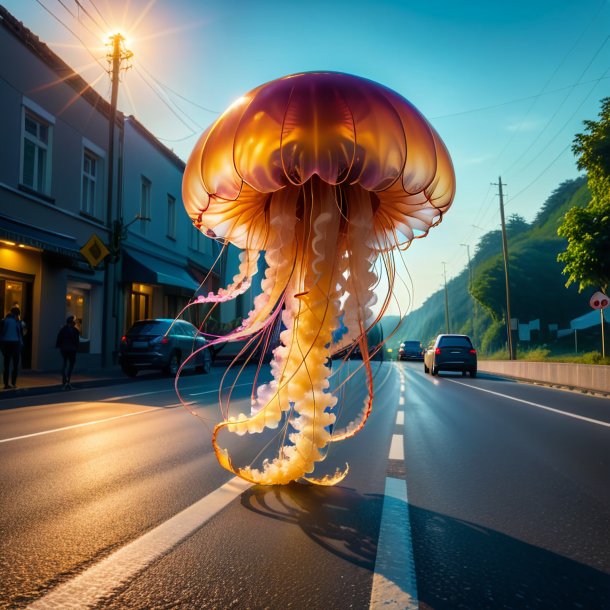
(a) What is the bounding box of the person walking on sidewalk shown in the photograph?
[0,306,24,389]
[56,315,80,390]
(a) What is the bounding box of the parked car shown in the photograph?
[424,334,477,377]
[398,340,424,361]
[119,318,212,377]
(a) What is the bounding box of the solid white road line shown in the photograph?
[370,477,418,610]
[389,434,405,460]
[0,408,162,444]
[396,411,404,426]
[27,477,252,610]
[447,379,610,429]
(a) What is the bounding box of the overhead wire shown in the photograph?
[33,0,108,73]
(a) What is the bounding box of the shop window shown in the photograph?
[66,285,90,340]
[128,283,152,329]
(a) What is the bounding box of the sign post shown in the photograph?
[589,291,609,359]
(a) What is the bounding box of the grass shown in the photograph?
[481,347,610,365]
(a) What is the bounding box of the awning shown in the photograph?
[122,250,199,291]
[0,214,81,259]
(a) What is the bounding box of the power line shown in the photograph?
[430,75,610,120]
[76,0,111,32]
[503,35,609,177]
[132,64,200,135]
[33,0,107,73]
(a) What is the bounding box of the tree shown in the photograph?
[558,98,610,292]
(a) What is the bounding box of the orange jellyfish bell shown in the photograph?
[182,72,455,486]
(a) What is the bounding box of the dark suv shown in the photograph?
[398,340,424,361]
[119,319,212,377]
[424,334,477,377]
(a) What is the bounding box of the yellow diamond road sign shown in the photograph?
[80,234,110,267]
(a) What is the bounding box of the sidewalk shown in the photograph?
[0,365,129,400]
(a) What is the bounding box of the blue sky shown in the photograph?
[4,0,609,313]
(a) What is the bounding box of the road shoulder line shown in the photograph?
[27,477,252,609]
[446,379,610,429]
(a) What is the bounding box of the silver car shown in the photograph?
[119,318,212,377]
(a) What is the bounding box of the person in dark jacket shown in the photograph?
[0,306,23,389]
[56,315,80,389]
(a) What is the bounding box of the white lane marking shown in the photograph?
[27,477,252,609]
[400,384,405,392]
[0,408,162,444]
[389,434,404,460]
[396,411,404,426]
[188,382,252,397]
[447,379,610,429]
[370,476,418,609]
[399,396,405,406]
[101,389,175,401]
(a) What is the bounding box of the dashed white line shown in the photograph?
[399,395,405,406]
[389,434,405,460]
[396,411,404,426]
[447,379,610,429]
[370,477,418,610]
[27,477,252,609]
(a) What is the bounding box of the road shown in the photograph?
[0,362,609,609]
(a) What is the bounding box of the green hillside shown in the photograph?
[394,177,592,355]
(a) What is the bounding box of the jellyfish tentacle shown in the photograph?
[214,180,349,485]
[195,248,260,305]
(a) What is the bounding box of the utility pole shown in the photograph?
[442,261,450,334]
[101,33,132,367]
[460,243,476,343]
[495,176,515,360]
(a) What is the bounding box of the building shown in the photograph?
[0,6,247,371]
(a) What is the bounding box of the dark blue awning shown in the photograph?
[122,250,199,291]
[0,214,81,259]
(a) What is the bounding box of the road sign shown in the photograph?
[589,291,609,310]
[80,234,110,268]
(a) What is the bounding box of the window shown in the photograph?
[189,225,200,250]
[140,177,151,234]
[66,284,90,340]
[21,110,52,195]
[81,150,101,218]
[167,195,176,239]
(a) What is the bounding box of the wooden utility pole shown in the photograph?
[442,261,450,334]
[496,176,515,360]
[461,243,476,343]
[101,34,132,367]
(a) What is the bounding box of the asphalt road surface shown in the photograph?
[0,361,609,609]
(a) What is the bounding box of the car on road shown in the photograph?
[398,340,424,361]
[119,318,212,377]
[424,334,477,377]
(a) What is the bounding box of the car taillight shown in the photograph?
[121,335,127,344]
[435,347,441,355]
[161,336,169,344]
[469,349,477,354]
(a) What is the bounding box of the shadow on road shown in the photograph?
[241,483,382,571]
[408,504,610,610]
[242,483,610,608]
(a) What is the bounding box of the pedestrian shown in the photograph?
[55,315,80,390]
[0,306,24,389]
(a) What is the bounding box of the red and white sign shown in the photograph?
[590,291,609,310]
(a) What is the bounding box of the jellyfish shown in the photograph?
[182,72,455,486]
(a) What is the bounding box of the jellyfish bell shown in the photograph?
[182,71,455,486]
